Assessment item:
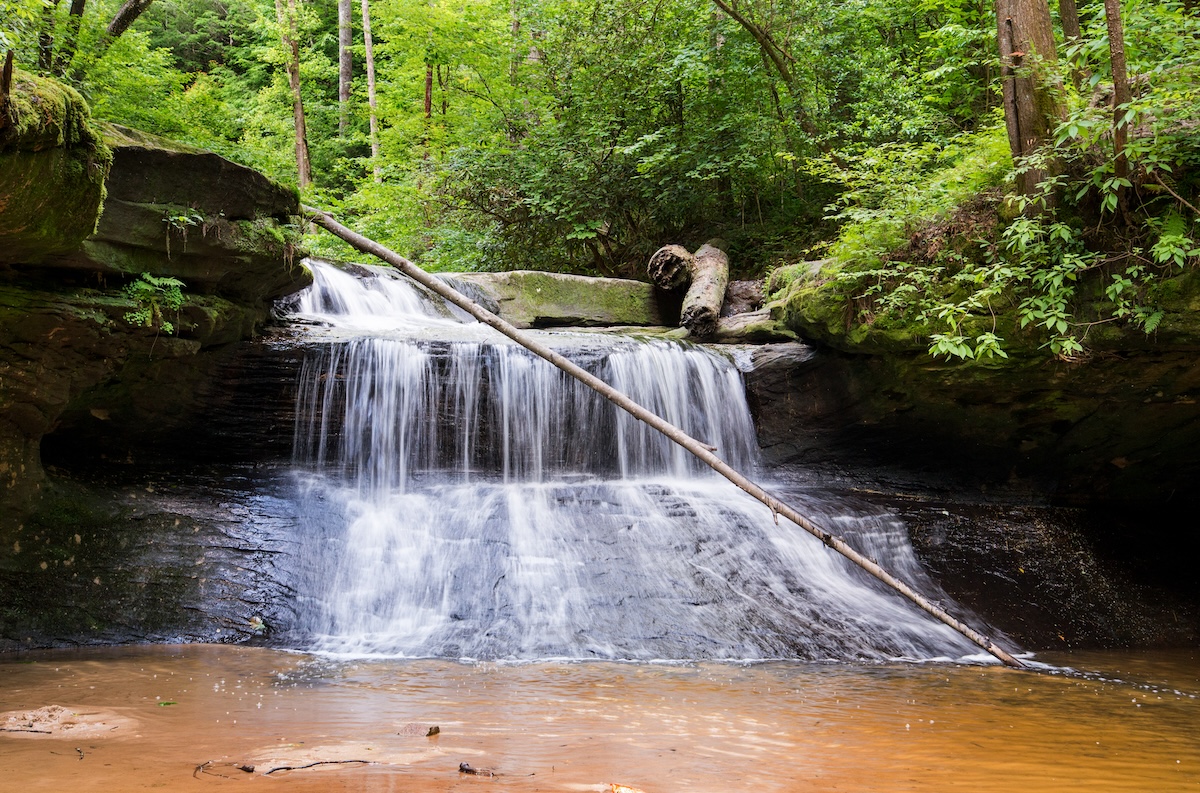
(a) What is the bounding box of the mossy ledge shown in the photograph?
[754,257,1200,506]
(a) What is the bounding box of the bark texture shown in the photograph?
[1059,0,1084,88]
[338,0,352,135]
[361,0,380,179]
[996,0,1065,195]
[1103,0,1131,191]
[680,241,730,339]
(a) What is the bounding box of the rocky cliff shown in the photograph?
[0,70,310,531]
[757,259,1200,507]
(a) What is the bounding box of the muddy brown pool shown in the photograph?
[0,645,1196,791]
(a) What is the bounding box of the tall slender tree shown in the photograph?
[275,0,313,187]
[338,0,352,135]
[1059,0,1084,88]
[361,0,381,180]
[1103,0,1131,213]
[51,0,87,75]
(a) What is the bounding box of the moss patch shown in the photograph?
[0,70,112,264]
[448,270,671,328]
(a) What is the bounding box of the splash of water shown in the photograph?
[289,260,975,661]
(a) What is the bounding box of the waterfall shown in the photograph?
[288,260,976,661]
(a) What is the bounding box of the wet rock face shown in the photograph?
[0,474,300,652]
[742,340,1200,508]
[896,498,1200,650]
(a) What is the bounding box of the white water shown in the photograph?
[288,260,976,661]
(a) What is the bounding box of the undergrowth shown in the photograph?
[799,0,1200,362]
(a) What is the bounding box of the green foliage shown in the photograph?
[0,0,43,51]
[11,0,1198,340]
[793,0,1200,362]
[123,273,185,335]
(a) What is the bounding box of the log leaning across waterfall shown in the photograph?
[647,240,730,339]
[302,204,1025,670]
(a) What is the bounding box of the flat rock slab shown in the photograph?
[237,740,450,775]
[0,705,137,737]
[445,271,675,328]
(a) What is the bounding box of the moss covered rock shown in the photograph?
[0,69,112,263]
[445,270,676,328]
[47,123,310,304]
[749,257,1200,506]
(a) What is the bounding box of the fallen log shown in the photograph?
[679,241,729,338]
[647,244,693,290]
[303,204,1025,670]
[647,240,729,339]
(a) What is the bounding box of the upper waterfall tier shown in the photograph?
[291,260,759,487]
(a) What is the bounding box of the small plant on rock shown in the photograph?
[124,272,185,335]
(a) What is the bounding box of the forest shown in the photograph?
[2,0,1199,359]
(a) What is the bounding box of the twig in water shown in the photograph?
[265,760,378,775]
[0,728,52,734]
[193,761,234,779]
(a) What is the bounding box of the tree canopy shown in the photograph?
[3,0,1198,357]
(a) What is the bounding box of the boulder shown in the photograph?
[51,123,310,305]
[712,309,798,343]
[0,70,112,264]
[443,270,676,328]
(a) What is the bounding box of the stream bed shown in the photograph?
[1,645,1197,792]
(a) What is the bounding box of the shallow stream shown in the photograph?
[1,645,1197,791]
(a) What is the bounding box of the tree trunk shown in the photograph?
[647,240,730,339]
[105,0,154,38]
[424,63,433,119]
[78,0,157,72]
[361,0,380,181]
[1059,0,1084,88]
[51,0,86,76]
[304,203,1025,670]
[508,0,520,84]
[338,0,352,136]
[1103,0,1131,208]
[276,0,312,188]
[710,0,819,140]
[37,0,62,73]
[996,0,1065,196]
[0,51,13,125]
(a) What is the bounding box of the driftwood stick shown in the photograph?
[265,760,378,775]
[303,205,1025,669]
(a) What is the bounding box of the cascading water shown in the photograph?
[288,260,977,661]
